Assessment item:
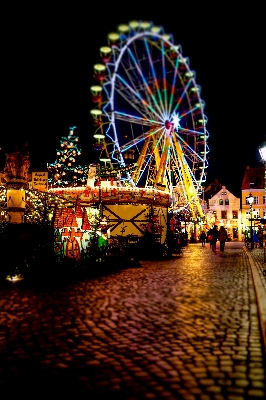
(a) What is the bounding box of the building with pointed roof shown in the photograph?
[207,186,241,240]
[241,166,266,238]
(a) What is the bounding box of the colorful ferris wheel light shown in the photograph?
[117,24,129,33]
[129,21,139,29]
[90,20,209,217]
[173,115,181,129]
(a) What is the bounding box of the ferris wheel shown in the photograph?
[90,21,209,217]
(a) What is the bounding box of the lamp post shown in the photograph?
[258,140,266,190]
[247,192,254,249]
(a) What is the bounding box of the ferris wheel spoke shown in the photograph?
[113,82,155,121]
[112,111,161,127]
[126,46,165,119]
[119,126,164,152]
[143,38,165,115]
[178,126,208,138]
[179,103,202,119]
[160,40,169,116]
[172,134,206,165]
[115,73,163,122]
[171,78,193,116]
[168,55,180,117]
[115,56,154,120]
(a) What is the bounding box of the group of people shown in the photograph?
[243,227,264,248]
[199,225,228,252]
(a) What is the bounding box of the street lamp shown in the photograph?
[258,140,266,190]
[247,192,254,249]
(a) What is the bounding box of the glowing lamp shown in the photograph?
[99,46,112,56]
[151,26,161,34]
[247,192,254,249]
[93,133,105,139]
[93,64,106,73]
[100,158,111,167]
[162,34,171,41]
[93,64,106,81]
[185,71,194,79]
[117,24,129,33]
[107,32,120,46]
[140,21,151,30]
[129,21,139,29]
[247,193,254,205]
[258,139,266,191]
[258,141,266,163]
[90,109,102,117]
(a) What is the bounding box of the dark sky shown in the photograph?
[1,3,265,197]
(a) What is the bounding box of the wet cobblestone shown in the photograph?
[0,242,265,399]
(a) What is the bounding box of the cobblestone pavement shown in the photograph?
[245,246,266,293]
[0,242,266,400]
[243,245,266,362]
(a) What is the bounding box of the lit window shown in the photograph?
[221,210,227,219]
[232,211,238,219]
[251,196,259,205]
[253,210,260,218]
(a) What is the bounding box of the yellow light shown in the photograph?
[107,32,120,42]
[6,275,24,282]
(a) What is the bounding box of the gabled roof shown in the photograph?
[210,186,239,200]
[204,179,224,199]
[241,166,265,190]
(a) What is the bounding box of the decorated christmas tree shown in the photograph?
[47,126,87,187]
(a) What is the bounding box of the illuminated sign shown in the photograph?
[32,171,48,191]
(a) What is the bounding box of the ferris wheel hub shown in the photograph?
[165,120,173,130]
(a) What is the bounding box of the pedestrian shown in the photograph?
[257,226,263,248]
[208,225,220,252]
[207,228,213,248]
[253,230,259,248]
[219,226,228,252]
[199,231,207,246]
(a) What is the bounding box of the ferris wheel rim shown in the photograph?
[91,21,209,215]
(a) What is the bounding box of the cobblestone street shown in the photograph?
[0,242,265,399]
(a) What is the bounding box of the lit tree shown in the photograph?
[23,189,66,227]
[47,126,87,187]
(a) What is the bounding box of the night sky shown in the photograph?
[1,3,265,197]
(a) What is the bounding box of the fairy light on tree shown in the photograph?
[23,189,66,226]
[47,126,87,188]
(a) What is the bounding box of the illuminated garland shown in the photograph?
[0,184,66,227]
[98,163,138,180]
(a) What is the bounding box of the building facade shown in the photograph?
[241,166,266,238]
[207,186,241,241]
